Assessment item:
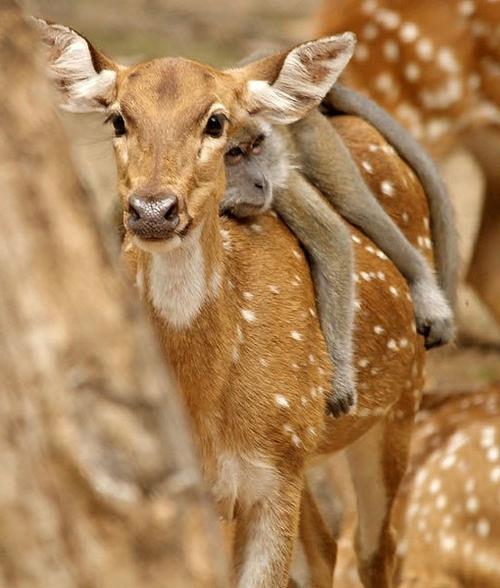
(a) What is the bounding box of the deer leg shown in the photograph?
[289,483,338,588]
[346,415,413,588]
[233,474,304,588]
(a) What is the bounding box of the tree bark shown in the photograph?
[0,4,228,587]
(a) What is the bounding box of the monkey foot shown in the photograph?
[326,374,357,418]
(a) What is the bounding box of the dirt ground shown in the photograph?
[29,0,500,392]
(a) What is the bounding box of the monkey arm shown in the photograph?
[273,169,356,416]
[324,83,458,308]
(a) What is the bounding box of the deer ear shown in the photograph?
[240,33,356,125]
[31,17,119,113]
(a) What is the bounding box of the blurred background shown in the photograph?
[14,1,500,586]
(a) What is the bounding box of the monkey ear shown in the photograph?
[237,33,356,125]
[31,17,119,113]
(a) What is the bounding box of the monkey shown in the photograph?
[223,120,357,417]
[221,87,457,417]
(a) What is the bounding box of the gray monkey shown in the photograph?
[221,89,457,417]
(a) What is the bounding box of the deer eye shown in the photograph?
[204,113,226,138]
[106,113,127,137]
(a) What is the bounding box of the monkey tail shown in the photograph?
[324,84,459,309]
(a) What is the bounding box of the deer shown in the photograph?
[315,0,500,344]
[34,17,433,587]
[295,386,500,588]
[393,385,500,587]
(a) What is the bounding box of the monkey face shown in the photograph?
[221,125,290,219]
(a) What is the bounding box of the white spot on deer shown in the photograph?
[362,23,379,40]
[490,466,500,483]
[437,47,460,73]
[361,0,377,15]
[380,180,395,196]
[389,286,399,297]
[243,291,254,301]
[399,338,409,348]
[360,271,371,281]
[259,358,269,367]
[362,160,374,173]
[291,434,302,448]
[466,495,480,514]
[440,534,457,552]
[405,62,421,81]
[376,9,401,29]
[458,0,476,17]
[374,72,396,96]
[374,325,385,335]
[291,331,303,341]
[308,354,315,364]
[465,478,476,493]
[429,478,441,494]
[399,22,419,43]
[352,235,362,244]
[301,396,308,406]
[387,338,398,351]
[307,426,317,437]
[436,494,447,510]
[355,43,370,61]
[241,309,256,322]
[377,271,386,280]
[269,284,280,294]
[476,519,490,538]
[358,358,369,368]
[487,446,499,462]
[383,40,400,61]
[250,223,263,233]
[291,274,302,286]
[416,37,434,60]
[309,307,316,317]
[275,394,290,409]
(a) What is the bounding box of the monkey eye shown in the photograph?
[204,113,227,138]
[225,146,245,164]
[251,134,266,154]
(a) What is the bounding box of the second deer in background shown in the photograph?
[315,0,500,345]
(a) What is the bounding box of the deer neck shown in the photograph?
[146,207,224,330]
[140,204,235,411]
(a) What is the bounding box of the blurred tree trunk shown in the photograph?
[0,4,228,587]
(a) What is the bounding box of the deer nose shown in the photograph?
[127,192,180,239]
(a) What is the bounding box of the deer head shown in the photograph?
[33,17,355,253]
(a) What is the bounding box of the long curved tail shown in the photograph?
[324,84,459,308]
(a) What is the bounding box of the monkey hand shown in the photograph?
[326,364,357,418]
[410,280,455,349]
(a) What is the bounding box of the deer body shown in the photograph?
[36,18,428,587]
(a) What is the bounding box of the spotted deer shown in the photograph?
[299,386,500,588]
[316,0,500,156]
[35,18,431,587]
[392,386,500,587]
[315,0,500,341]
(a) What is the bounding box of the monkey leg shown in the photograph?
[291,110,454,349]
[324,83,459,310]
[274,170,357,416]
